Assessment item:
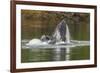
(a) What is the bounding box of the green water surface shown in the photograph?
[21,10,90,63]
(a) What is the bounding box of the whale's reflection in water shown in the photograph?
[21,40,90,63]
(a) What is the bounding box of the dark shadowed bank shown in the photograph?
[21,10,90,40]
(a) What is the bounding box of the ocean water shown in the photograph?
[21,40,90,63]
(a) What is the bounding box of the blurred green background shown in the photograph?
[21,10,90,40]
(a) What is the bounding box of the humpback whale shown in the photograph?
[52,19,71,44]
[40,19,71,44]
[26,19,71,45]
